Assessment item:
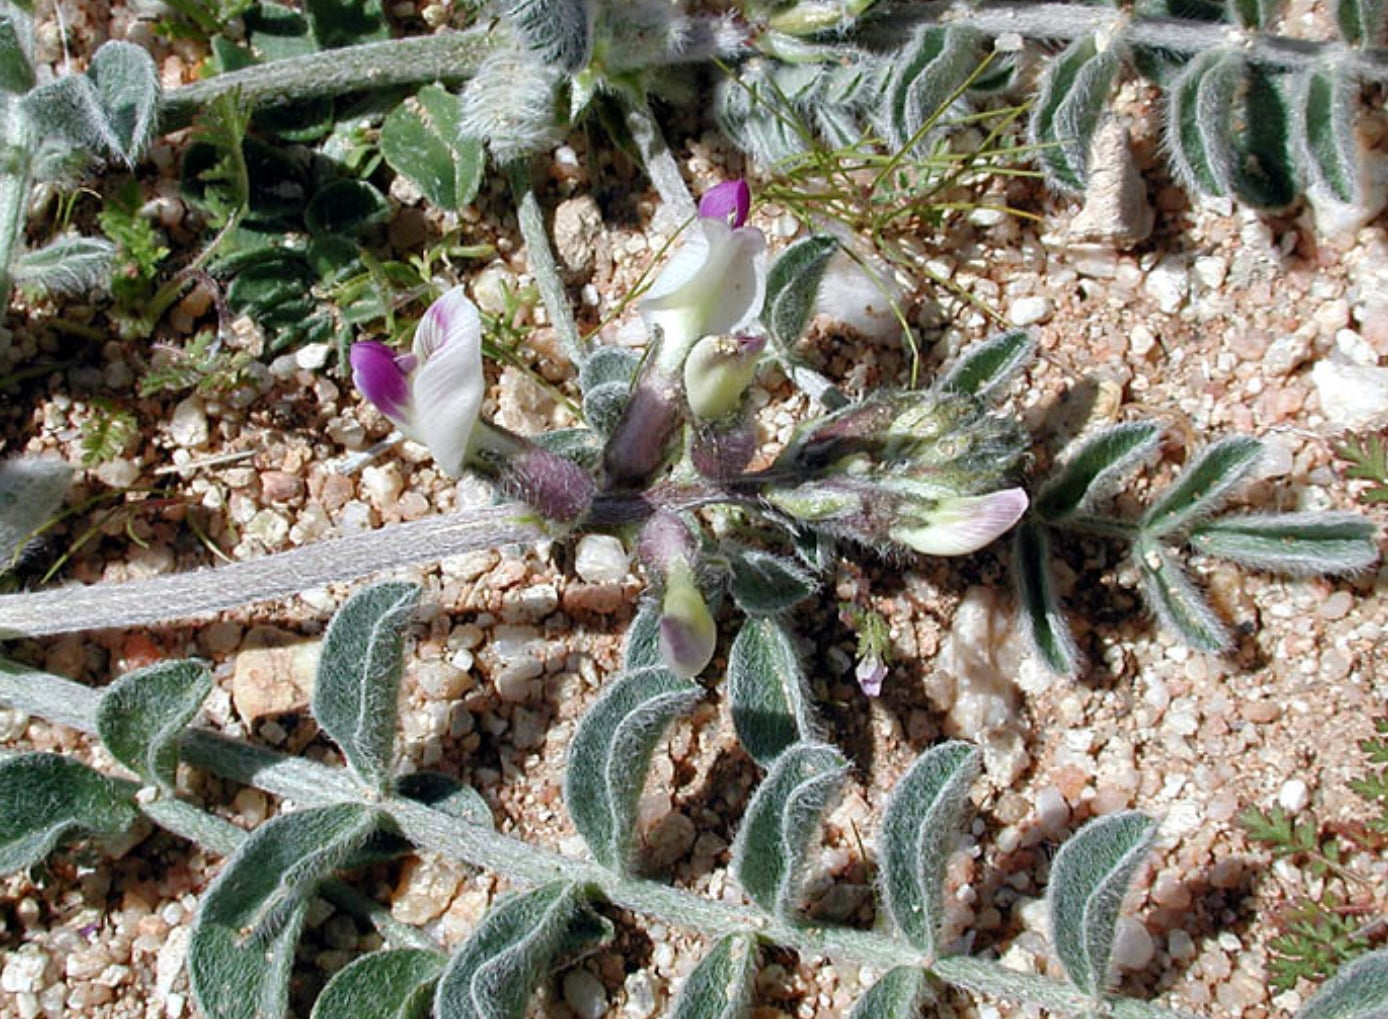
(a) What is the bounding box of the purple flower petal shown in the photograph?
[699,180,751,228]
[855,656,888,697]
[350,341,413,426]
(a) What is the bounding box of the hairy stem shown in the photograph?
[0,504,545,637]
[0,664,1193,1018]
[624,101,696,222]
[0,97,33,309]
[507,159,588,367]
[157,26,511,131]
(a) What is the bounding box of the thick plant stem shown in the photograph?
[0,504,545,637]
[507,159,588,367]
[0,97,33,309]
[0,664,1194,1019]
[157,26,511,130]
[624,101,696,222]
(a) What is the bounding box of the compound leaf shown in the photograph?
[1014,519,1082,677]
[381,85,484,212]
[87,41,160,165]
[0,753,140,874]
[1035,422,1160,523]
[434,882,612,1019]
[1030,35,1122,193]
[728,616,818,767]
[1139,435,1262,536]
[564,666,702,871]
[1189,512,1379,576]
[728,546,819,616]
[762,233,838,349]
[312,581,420,794]
[940,328,1035,401]
[1136,539,1230,652]
[1297,949,1388,1019]
[1048,811,1156,998]
[670,934,759,1019]
[311,948,446,1019]
[0,457,71,574]
[847,967,929,1019]
[96,659,212,795]
[879,741,979,956]
[189,803,383,1019]
[732,741,848,921]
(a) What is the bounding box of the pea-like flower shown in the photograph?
[350,287,484,477]
[640,180,768,374]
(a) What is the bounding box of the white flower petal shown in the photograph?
[410,291,485,476]
[892,488,1029,556]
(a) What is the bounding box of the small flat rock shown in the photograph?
[1312,360,1388,428]
[1066,118,1153,248]
[563,969,609,1019]
[1111,917,1156,971]
[168,396,210,448]
[391,855,467,925]
[1008,295,1053,327]
[1144,256,1190,315]
[553,195,604,280]
[231,627,321,721]
[575,534,630,584]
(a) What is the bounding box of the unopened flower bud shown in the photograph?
[888,488,1029,555]
[690,416,757,480]
[658,558,716,679]
[637,511,698,571]
[684,333,765,421]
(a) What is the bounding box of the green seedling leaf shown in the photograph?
[0,457,71,573]
[312,581,420,794]
[304,179,389,237]
[1334,0,1388,44]
[847,966,930,1019]
[0,754,140,874]
[1296,67,1362,206]
[1013,519,1082,677]
[762,234,838,349]
[728,617,818,768]
[189,803,383,1019]
[1136,539,1230,652]
[1297,948,1388,1019]
[13,235,117,296]
[732,741,848,921]
[0,3,34,93]
[879,741,979,956]
[1139,435,1262,536]
[395,772,494,829]
[380,85,484,212]
[579,346,639,435]
[96,659,212,795]
[1035,422,1161,524]
[940,329,1036,401]
[1189,512,1379,576]
[311,948,446,1019]
[670,934,759,1019]
[728,546,819,616]
[880,25,981,154]
[434,882,612,1019]
[564,666,702,871]
[1030,34,1122,193]
[498,0,591,73]
[304,0,388,48]
[87,41,160,164]
[1048,810,1156,998]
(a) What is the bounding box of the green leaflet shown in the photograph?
[564,666,702,871]
[1167,48,1240,197]
[311,949,447,1019]
[878,742,980,957]
[11,235,116,296]
[1188,512,1380,576]
[1035,422,1160,524]
[0,456,71,575]
[0,2,34,94]
[1139,435,1262,537]
[880,25,981,154]
[1229,0,1283,28]
[0,753,140,874]
[669,934,759,1019]
[189,803,384,1019]
[1030,35,1122,193]
[732,741,848,920]
[1047,811,1156,998]
[727,616,819,767]
[727,546,819,616]
[22,41,161,167]
[1296,67,1361,206]
[395,772,495,829]
[939,329,1036,401]
[579,346,639,436]
[1296,949,1388,1019]
[1136,539,1230,652]
[847,966,930,1019]
[312,581,421,794]
[1013,519,1082,678]
[498,0,592,74]
[96,659,213,795]
[623,599,664,671]
[762,233,839,349]
[303,179,390,237]
[1333,0,1388,46]
[433,882,612,1019]
[303,0,389,49]
[380,85,485,213]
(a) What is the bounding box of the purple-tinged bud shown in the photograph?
[698,180,751,228]
[855,656,887,697]
[690,416,757,480]
[602,372,684,489]
[684,333,766,421]
[658,558,716,679]
[637,511,698,572]
[350,341,414,426]
[500,447,596,523]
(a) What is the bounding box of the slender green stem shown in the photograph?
[157,26,512,131]
[0,664,1193,1019]
[506,159,588,367]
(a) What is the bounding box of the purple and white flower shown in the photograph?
[350,287,484,477]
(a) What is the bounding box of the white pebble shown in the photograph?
[575,533,631,584]
[1144,256,1190,314]
[1111,917,1156,971]
[1008,295,1053,327]
[1312,361,1388,428]
[1277,778,1310,813]
[1,948,50,994]
[295,343,332,370]
[168,396,210,448]
[563,969,608,1019]
[1034,786,1070,833]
